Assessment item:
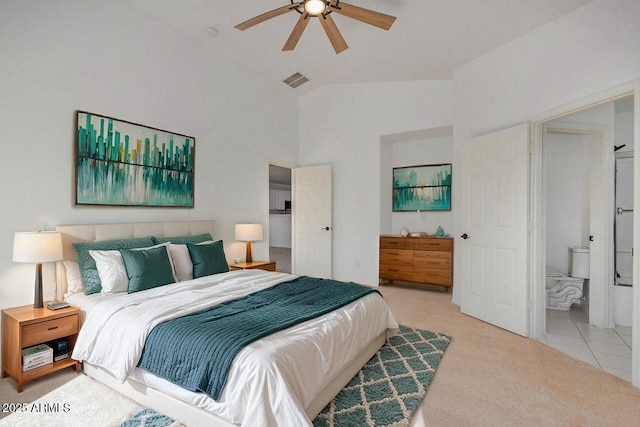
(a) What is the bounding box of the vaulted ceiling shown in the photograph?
[124,0,596,95]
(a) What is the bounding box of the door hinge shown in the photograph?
[528,222,533,232]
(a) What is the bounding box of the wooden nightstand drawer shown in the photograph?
[22,314,78,348]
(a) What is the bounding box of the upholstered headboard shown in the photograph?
[54,220,215,301]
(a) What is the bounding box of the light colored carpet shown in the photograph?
[2,286,640,426]
[379,285,640,427]
[0,374,184,427]
[0,368,77,420]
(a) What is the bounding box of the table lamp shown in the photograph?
[13,231,63,308]
[234,224,263,263]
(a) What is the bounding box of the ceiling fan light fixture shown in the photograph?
[304,0,326,16]
[236,1,396,54]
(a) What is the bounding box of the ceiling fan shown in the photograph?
[235,0,396,54]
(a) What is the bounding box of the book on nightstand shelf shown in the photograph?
[54,352,71,362]
[47,338,71,362]
[21,344,53,372]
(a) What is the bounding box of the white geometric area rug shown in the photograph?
[0,374,184,427]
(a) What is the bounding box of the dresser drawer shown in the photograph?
[22,315,78,348]
[417,238,453,251]
[412,269,452,286]
[380,237,415,250]
[379,265,413,282]
[380,249,413,265]
[413,251,452,269]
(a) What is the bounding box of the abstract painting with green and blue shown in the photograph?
[76,111,195,207]
[393,163,451,211]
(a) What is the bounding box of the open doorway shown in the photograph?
[538,95,634,382]
[269,164,292,273]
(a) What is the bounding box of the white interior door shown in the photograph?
[460,124,530,336]
[293,164,332,278]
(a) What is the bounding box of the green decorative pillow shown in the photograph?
[186,240,229,278]
[73,236,155,295]
[153,233,213,245]
[120,246,176,293]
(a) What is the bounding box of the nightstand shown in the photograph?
[229,261,277,272]
[1,304,81,392]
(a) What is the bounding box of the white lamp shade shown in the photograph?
[13,231,63,263]
[234,224,263,242]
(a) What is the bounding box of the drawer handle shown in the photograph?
[47,326,59,331]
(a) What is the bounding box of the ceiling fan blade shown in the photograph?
[235,3,301,31]
[283,12,310,51]
[318,14,348,54]
[329,2,396,30]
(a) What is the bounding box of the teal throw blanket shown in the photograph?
[137,276,379,400]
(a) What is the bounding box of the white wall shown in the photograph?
[297,0,640,301]
[269,215,292,248]
[299,81,453,285]
[0,0,299,311]
[453,0,640,140]
[615,109,635,154]
[545,102,617,275]
[545,132,592,273]
[451,0,640,304]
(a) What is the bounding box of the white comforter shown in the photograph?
[72,269,398,426]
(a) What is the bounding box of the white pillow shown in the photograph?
[63,260,83,295]
[89,250,129,295]
[168,241,214,282]
[90,242,177,295]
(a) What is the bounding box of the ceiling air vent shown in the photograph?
[283,72,309,88]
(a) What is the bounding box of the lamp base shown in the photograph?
[245,241,253,263]
[34,263,43,308]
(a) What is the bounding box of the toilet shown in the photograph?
[546,246,590,311]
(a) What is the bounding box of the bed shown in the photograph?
[54,220,398,427]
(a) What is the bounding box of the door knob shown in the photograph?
[461,233,469,239]
[322,226,331,231]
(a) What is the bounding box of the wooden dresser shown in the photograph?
[379,235,453,291]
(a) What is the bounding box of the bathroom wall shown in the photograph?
[545,103,616,275]
[545,132,592,274]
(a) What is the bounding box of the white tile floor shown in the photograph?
[544,304,633,382]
